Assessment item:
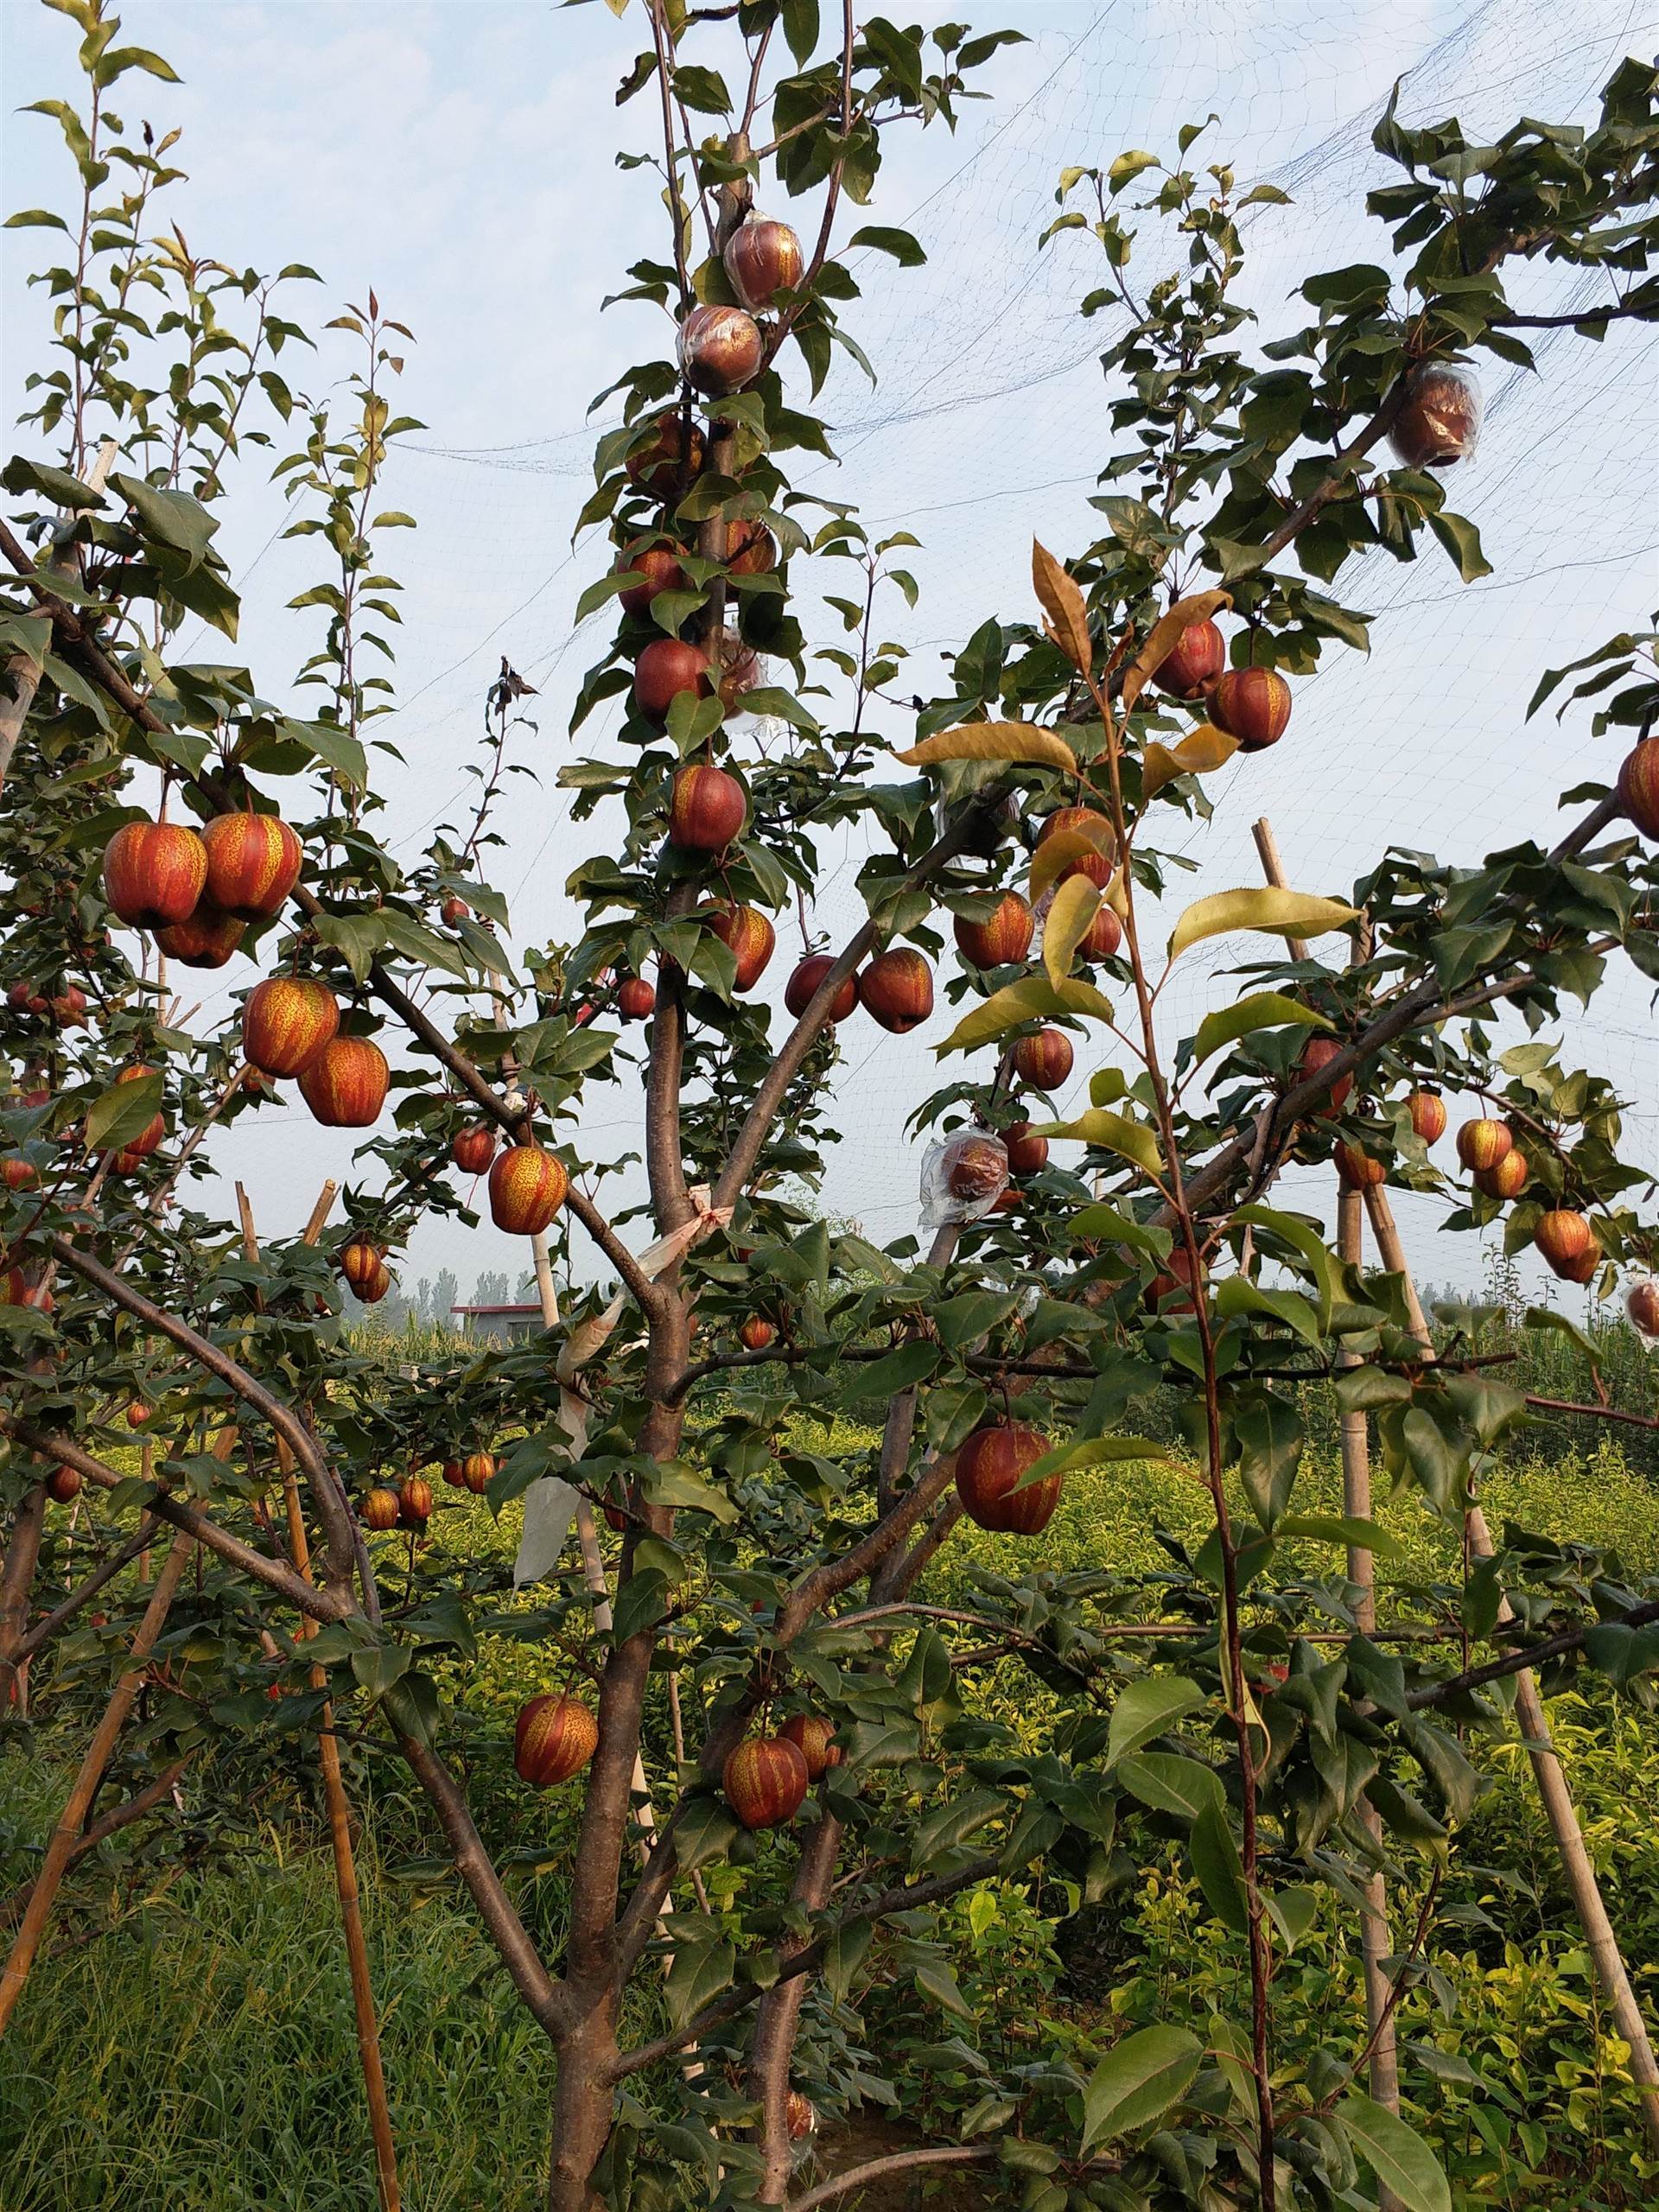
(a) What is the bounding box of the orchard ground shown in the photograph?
[3,1332,1656,2212]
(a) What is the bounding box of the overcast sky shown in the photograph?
[3,0,1656,1310]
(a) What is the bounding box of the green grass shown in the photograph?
[0,1783,550,2212]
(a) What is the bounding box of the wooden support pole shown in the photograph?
[0,1528,194,2035]
[1336,1191,1402,2164]
[1362,1182,1659,2152]
[239,1183,399,2211]
[1255,817,1402,2153]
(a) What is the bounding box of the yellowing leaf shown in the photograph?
[1192,992,1332,1065]
[1141,721,1238,800]
[1029,819,1116,905]
[1033,538,1092,674]
[1023,1108,1164,1179]
[1043,874,1102,989]
[897,721,1077,772]
[936,974,1114,1058]
[1122,590,1231,713]
[1167,888,1358,962]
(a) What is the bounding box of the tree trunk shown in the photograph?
[0,1480,48,1713]
[750,1814,843,2201]
[547,1995,622,2212]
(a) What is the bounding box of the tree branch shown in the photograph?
[13,1517,158,1662]
[46,1231,362,1606]
[609,1851,1001,2079]
[785,2147,1000,2212]
[1407,1595,1659,1710]
[0,1415,350,1623]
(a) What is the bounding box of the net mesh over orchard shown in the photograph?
[165,0,1659,1296]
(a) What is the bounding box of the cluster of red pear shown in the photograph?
[6,979,86,1026]
[1452,1118,1601,1282]
[240,975,389,1128]
[361,1479,432,1531]
[723,1713,841,1828]
[103,810,302,969]
[671,213,804,398]
[446,1122,567,1235]
[360,1451,499,1529]
[1332,1089,1446,1190]
[634,627,766,731]
[1153,620,1293,752]
[340,1235,391,1306]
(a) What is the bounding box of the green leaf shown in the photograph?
[665,1938,735,2028]
[110,471,218,570]
[1,454,106,509]
[1020,1434,1166,1487]
[1193,992,1332,1065]
[1189,1801,1249,1935]
[309,908,386,984]
[1274,1513,1405,1559]
[934,1288,1022,1350]
[1235,1395,1305,1529]
[909,1788,1004,1868]
[1215,1275,1322,1350]
[914,1959,973,2019]
[3,210,71,232]
[1522,1305,1603,1371]
[896,721,1077,772]
[611,1566,667,1649]
[1080,2025,1202,2156]
[380,1669,439,1751]
[1266,1884,1319,1953]
[823,1917,871,2005]
[1338,2092,1452,2212]
[96,44,182,85]
[86,1070,162,1154]
[1070,1203,1171,1261]
[1168,887,1357,961]
[674,1795,739,1872]
[1116,1752,1224,1822]
[1108,149,1160,195]
[642,1460,738,1524]
[1424,507,1492,583]
[842,1340,938,1402]
[781,0,818,65]
[1108,1676,1205,1766]
[848,226,926,265]
[288,716,368,792]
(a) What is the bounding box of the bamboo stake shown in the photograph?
[1362,1183,1659,2152]
[0,1527,193,2034]
[1338,1199,1403,2158]
[1255,817,1402,2156]
[238,1182,399,2210]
